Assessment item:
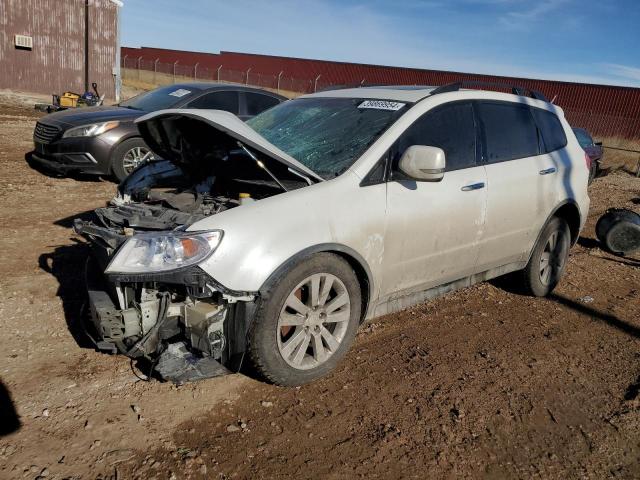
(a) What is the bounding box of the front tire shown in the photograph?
[248,253,361,386]
[110,138,153,182]
[520,217,571,297]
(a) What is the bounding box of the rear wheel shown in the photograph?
[520,217,570,297]
[248,253,361,386]
[588,161,598,184]
[110,138,153,182]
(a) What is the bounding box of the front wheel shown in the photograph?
[248,253,361,386]
[110,138,153,182]
[519,217,571,297]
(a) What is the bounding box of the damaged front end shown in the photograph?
[77,223,256,383]
[73,109,322,382]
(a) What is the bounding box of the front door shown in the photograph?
[381,101,487,299]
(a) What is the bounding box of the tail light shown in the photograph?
[584,151,592,170]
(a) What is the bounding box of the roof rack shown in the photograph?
[430,81,548,102]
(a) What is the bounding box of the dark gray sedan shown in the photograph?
[29,83,286,181]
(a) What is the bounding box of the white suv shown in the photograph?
[76,82,590,385]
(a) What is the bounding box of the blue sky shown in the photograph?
[122,0,640,87]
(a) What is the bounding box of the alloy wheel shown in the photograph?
[539,230,566,286]
[276,273,351,370]
[122,146,153,174]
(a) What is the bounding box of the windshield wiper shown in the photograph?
[237,142,288,192]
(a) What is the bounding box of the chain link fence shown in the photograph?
[122,57,640,140]
[121,57,339,97]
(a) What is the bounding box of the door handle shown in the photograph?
[539,167,557,175]
[461,182,485,191]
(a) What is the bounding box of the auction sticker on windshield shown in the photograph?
[358,100,406,111]
[169,89,192,98]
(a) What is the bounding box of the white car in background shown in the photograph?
[75,82,590,385]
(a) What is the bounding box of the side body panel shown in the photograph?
[191,171,387,301]
[381,167,487,299]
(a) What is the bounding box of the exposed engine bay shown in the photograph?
[74,112,316,382]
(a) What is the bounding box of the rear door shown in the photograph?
[474,101,555,271]
[381,101,488,297]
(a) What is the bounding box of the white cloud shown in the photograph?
[602,63,640,83]
[499,0,570,30]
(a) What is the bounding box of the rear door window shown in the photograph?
[477,102,540,163]
[397,102,477,171]
[533,108,568,152]
[187,91,239,113]
[244,92,281,116]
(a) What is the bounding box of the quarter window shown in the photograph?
[533,108,568,152]
[477,102,540,163]
[397,102,477,171]
[187,91,239,113]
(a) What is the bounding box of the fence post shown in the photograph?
[194,62,199,80]
[246,68,251,85]
[314,74,322,92]
[277,71,283,93]
[154,58,159,83]
[137,56,142,80]
[217,65,222,82]
[173,61,178,83]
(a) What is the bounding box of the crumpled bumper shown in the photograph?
[82,256,232,383]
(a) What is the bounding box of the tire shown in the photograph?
[588,162,597,185]
[248,253,361,386]
[110,138,153,182]
[520,217,571,297]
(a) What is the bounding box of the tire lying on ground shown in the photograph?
[595,208,640,256]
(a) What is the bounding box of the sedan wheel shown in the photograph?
[277,273,351,370]
[122,146,153,175]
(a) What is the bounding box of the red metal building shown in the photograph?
[1,0,122,100]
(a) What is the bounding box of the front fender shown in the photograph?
[188,172,386,300]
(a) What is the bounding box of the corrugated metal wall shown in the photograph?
[123,46,640,139]
[0,0,118,99]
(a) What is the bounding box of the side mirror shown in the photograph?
[398,145,445,182]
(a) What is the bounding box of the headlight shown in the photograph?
[106,230,223,274]
[63,121,120,138]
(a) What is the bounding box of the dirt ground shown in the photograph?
[0,92,639,480]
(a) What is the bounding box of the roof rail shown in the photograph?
[430,81,548,102]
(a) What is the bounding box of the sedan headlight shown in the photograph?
[106,230,223,274]
[63,121,120,138]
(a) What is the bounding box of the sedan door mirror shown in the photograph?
[398,145,445,182]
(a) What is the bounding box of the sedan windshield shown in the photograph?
[246,97,407,178]
[120,85,200,112]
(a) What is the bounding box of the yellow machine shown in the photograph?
[35,82,104,113]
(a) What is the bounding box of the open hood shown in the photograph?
[135,109,324,183]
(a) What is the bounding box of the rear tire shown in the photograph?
[588,162,597,185]
[520,217,571,297]
[110,138,152,182]
[248,253,361,386]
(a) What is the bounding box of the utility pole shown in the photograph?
[84,0,89,92]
